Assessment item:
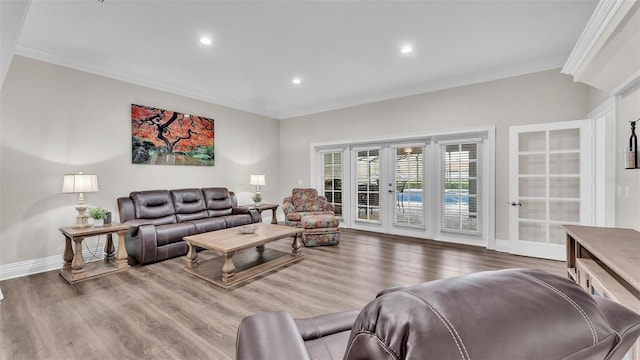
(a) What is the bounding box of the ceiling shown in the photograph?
[14,0,597,119]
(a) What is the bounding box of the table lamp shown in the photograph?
[250,173,266,195]
[62,172,99,228]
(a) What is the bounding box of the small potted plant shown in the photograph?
[252,193,262,206]
[88,207,108,227]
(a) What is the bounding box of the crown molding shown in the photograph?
[562,0,634,77]
[14,44,281,119]
[280,55,566,119]
[15,43,566,121]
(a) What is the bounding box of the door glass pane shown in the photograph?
[519,154,546,175]
[549,177,579,198]
[549,129,579,151]
[442,143,479,232]
[518,222,546,243]
[322,152,343,217]
[519,131,545,152]
[548,224,566,245]
[519,177,546,197]
[549,200,579,222]
[519,199,546,220]
[395,146,424,226]
[357,149,380,221]
[549,153,579,174]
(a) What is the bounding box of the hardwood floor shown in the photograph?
[0,229,564,360]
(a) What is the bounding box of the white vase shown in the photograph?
[94,219,104,227]
[254,202,262,207]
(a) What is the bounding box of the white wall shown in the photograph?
[0,56,280,267]
[279,69,591,242]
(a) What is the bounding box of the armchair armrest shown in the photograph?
[294,310,359,341]
[236,311,311,360]
[318,196,335,213]
[282,197,295,215]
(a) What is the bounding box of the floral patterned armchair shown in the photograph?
[282,188,335,227]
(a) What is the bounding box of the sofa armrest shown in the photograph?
[124,223,158,265]
[236,311,311,360]
[232,206,260,223]
[294,310,359,341]
[232,206,251,215]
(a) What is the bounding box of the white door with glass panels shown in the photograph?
[440,142,482,236]
[509,120,593,260]
[351,145,427,237]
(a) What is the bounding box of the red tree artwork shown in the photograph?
[131,104,214,166]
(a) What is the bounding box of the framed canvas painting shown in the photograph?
[131,104,214,166]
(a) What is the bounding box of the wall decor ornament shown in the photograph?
[131,104,214,166]
[625,119,638,169]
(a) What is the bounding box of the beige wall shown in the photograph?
[280,69,591,241]
[0,58,597,270]
[0,56,280,265]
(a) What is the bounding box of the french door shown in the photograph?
[313,125,494,246]
[351,144,427,238]
[508,120,593,260]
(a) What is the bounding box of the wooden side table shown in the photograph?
[246,203,279,224]
[59,222,130,283]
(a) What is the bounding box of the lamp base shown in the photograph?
[73,201,91,228]
[73,214,91,228]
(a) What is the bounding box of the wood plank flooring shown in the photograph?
[0,229,564,360]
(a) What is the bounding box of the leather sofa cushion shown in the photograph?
[171,188,207,222]
[191,217,227,233]
[131,190,177,223]
[344,268,630,360]
[203,187,233,216]
[155,222,196,247]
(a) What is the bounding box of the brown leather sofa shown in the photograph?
[236,268,640,360]
[117,187,259,264]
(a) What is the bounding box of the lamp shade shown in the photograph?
[62,173,99,193]
[249,174,266,186]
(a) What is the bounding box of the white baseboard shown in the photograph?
[0,249,107,282]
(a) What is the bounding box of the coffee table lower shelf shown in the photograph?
[184,248,303,289]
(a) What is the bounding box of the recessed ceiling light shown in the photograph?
[401,45,413,54]
[200,37,212,45]
[292,77,302,85]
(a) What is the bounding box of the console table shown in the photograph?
[59,223,130,283]
[564,225,640,359]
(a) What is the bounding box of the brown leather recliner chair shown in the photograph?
[236,268,640,360]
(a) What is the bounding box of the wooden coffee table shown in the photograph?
[183,223,303,288]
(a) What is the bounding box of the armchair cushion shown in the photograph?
[290,188,334,212]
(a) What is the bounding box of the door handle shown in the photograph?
[388,189,394,193]
[510,201,522,207]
